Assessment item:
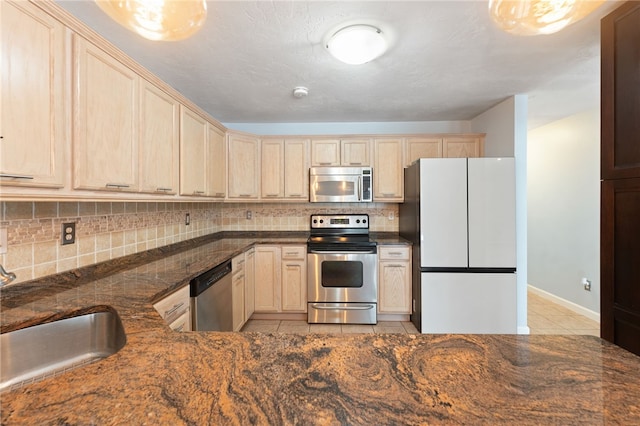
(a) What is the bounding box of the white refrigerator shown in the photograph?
[399,158,517,333]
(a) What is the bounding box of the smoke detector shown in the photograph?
[292,86,309,98]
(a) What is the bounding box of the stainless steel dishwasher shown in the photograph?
[190,260,233,331]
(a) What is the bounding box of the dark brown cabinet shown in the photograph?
[601,1,640,356]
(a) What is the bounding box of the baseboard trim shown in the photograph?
[528,285,600,323]
[518,325,531,335]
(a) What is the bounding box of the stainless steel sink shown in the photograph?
[0,310,126,393]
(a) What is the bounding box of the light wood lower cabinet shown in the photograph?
[245,248,256,321]
[153,285,191,331]
[281,246,307,312]
[232,254,246,331]
[0,1,66,189]
[378,245,412,314]
[73,34,139,192]
[253,245,306,313]
[254,246,282,312]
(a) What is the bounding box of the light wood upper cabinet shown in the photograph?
[179,105,208,196]
[311,139,341,166]
[228,132,260,199]
[373,138,404,202]
[261,138,310,200]
[405,137,443,166]
[284,139,310,200]
[139,79,179,194]
[73,35,139,192]
[341,138,371,166]
[311,138,371,166]
[261,139,285,199]
[0,1,66,189]
[443,136,484,158]
[207,125,226,199]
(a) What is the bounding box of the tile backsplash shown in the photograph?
[0,201,398,284]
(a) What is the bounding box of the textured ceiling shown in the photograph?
[56,1,620,129]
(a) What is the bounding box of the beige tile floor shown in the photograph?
[242,291,600,336]
[528,291,600,336]
[242,319,419,334]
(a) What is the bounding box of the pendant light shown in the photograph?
[326,25,387,65]
[95,0,207,41]
[488,0,604,36]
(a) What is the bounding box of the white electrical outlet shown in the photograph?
[0,228,7,254]
[582,277,591,291]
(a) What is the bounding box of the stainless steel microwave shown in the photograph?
[309,167,372,203]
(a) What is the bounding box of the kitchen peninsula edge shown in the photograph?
[1,232,639,424]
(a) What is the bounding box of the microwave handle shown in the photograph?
[358,176,362,201]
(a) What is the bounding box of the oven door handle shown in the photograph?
[308,249,377,255]
[310,304,375,311]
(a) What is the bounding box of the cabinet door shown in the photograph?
[281,245,307,312]
[341,138,371,166]
[254,246,281,312]
[232,271,245,331]
[179,106,207,196]
[139,79,179,194]
[73,35,138,192]
[228,133,260,199]
[284,138,310,200]
[261,139,284,199]
[443,136,483,158]
[245,248,256,321]
[378,246,411,314]
[282,260,307,311]
[405,137,443,166]
[373,138,403,201]
[0,1,66,188]
[311,139,340,166]
[207,125,226,199]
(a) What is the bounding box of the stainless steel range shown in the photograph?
[307,214,378,324]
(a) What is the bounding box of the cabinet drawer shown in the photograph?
[153,285,190,325]
[168,310,191,332]
[281,245,306,260]
[379,246,410,261]
[232,254,246,273]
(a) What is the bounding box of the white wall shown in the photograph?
[223,121,470,135]
[527,108,600,315]
[471,95,529,334]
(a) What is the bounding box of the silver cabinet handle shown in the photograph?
[0,174,34,180]
[311,304,374,311]
[239,194,252,197]
[319,162,332,165]
[106,183,130,189]
[264,194,279,197]
[288,193,302,197]
[156,187,172,192]
[193,190,205,195]
[349,162,362,165]
[213,192,224,197]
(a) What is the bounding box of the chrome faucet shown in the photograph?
[0,265,17,286]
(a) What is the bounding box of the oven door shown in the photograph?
[307,250,377,324]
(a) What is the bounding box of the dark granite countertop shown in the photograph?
[2,232,640,425]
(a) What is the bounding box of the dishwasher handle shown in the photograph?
[190,260,232,297]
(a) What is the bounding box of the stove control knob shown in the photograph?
[363,219,367,223]
[313,219,317,223]
[356,219,360,223]
[319,219,324,223]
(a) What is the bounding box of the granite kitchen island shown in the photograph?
[2,233,640,425]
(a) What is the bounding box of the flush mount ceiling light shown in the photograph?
[95,0,207,41]
[292,86,309,98]
[326,24,387,65]
[488,0,604,36]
